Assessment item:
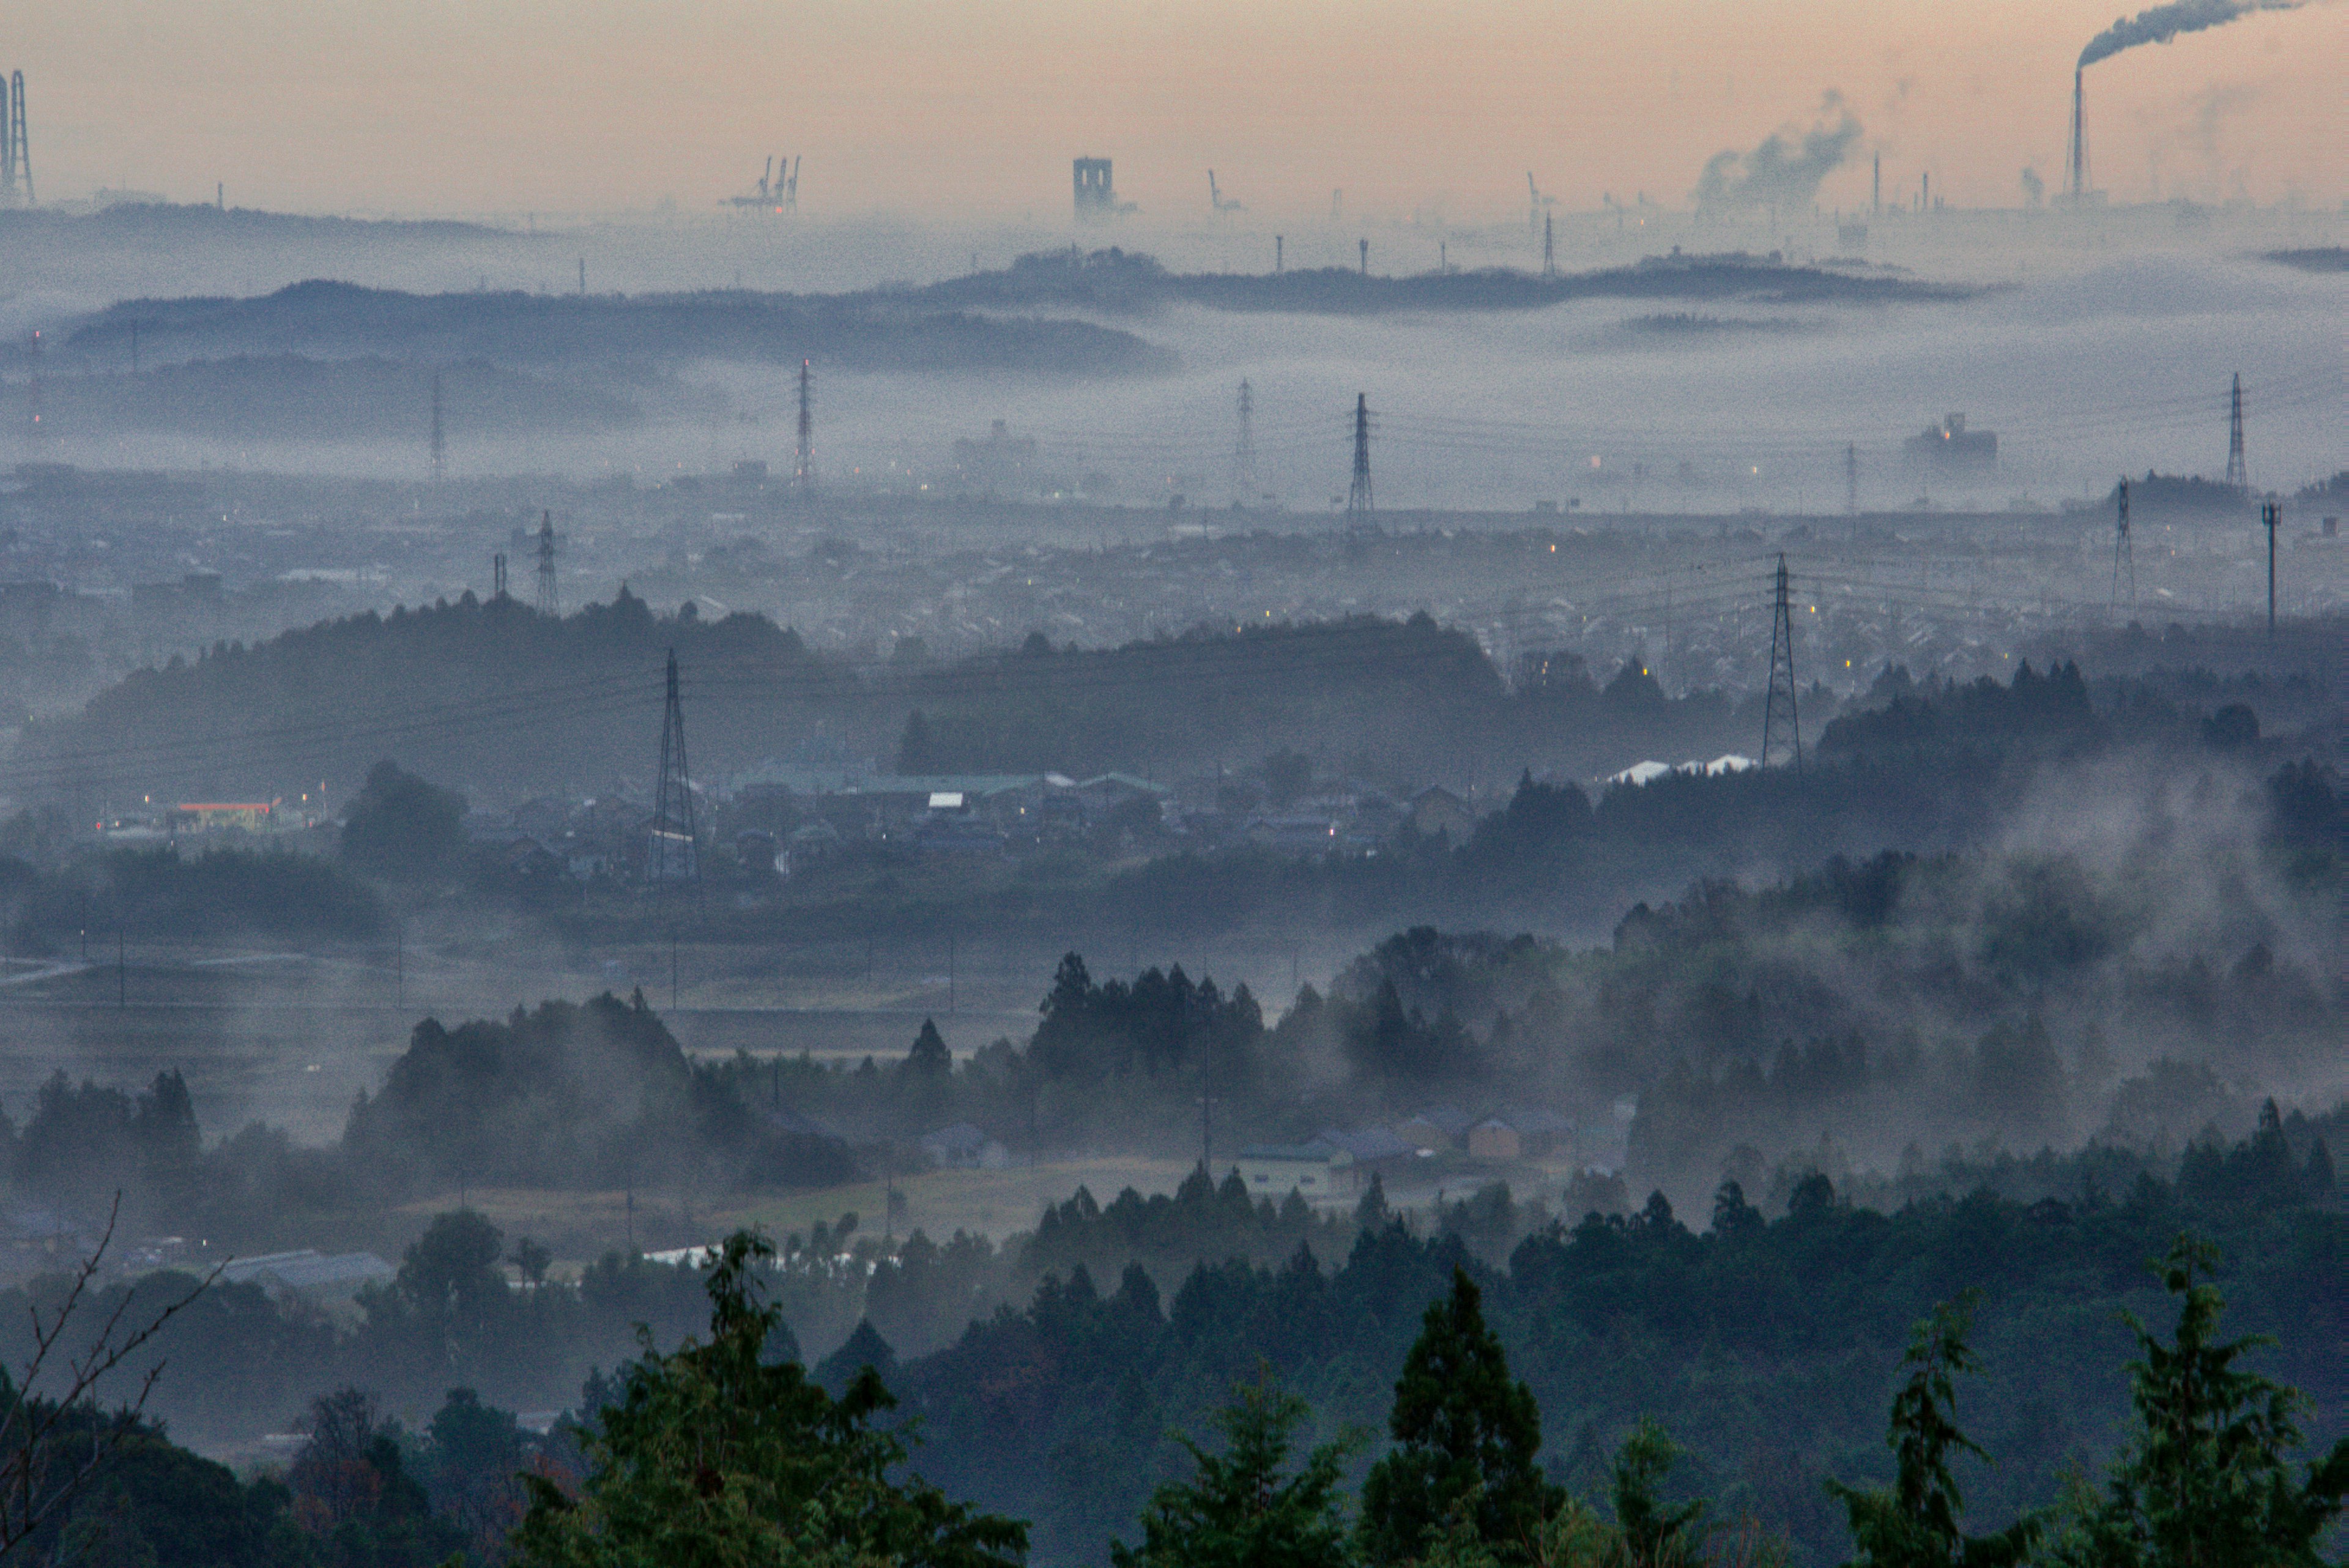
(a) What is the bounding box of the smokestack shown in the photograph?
[2066,67,2088,201]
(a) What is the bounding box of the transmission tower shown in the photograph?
[794,359,814,498]
[2111,478,2134,607]
[1234,379,1258,505]
[1346,393,1373,519]
[1761,554,1802,770]
[535,510,558,616]
[429,371,445,484]
[648,648,699,885]
[2223,373,2247,491]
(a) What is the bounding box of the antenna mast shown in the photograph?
[535,511,558,616]
[1234,379,1258,505]
[795,359,814,498]
[1761,554,1802,770]
[2224,373,2247,491]
[2111,479,2134,607]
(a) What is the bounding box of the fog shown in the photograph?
[0,59,2337,1568]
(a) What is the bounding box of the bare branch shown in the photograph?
[0,1192,223,1559]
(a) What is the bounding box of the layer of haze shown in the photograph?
[28,0,2346,220]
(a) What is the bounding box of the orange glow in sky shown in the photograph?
[20,0,2343,217]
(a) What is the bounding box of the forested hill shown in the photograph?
[12,599,1749,803]
[69,279,1171,377]
[13,590,833,803]
[910,246,1976,316]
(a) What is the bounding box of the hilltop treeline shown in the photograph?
[2,994,853,1247]
[69,278,1171,377]
[19,598,1757,801]
[29,588,2329,814]
[16,1128,2340,1566]
[913,245,1975,316]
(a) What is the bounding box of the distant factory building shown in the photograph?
[168,800,279,833]
[1904,414,1997,476]
[1073,157,1129,222]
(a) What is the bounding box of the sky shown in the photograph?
[18,0,2344,220]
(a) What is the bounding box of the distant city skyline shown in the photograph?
[13,0,2343,218]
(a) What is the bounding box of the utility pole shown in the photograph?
[2262,498,2279,635]
[117,931,125,1010]
[2224,373,2248,491]
[2112,479,2134,606]
[651,648,699,885]
[1346,394,1373,519]
[535,511,558,615]
[1234,379,1257,505]
[1761,554,1802,770]
[429,371,445,485]
[670,929,679,1009]
[795,359,814,499]
[948,932,956,1015]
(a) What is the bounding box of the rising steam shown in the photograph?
[2078,0,2309,68]
[1691,92,1863,215]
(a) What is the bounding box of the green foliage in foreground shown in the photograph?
[511,1231,1025,1568]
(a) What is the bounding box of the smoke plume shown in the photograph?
[1692,93,1863,215]
[2078,0,2307,69]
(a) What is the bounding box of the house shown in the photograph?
[219,1249,395,1303]
[1393,1105,1474,1153]
[1233,1140,1350,1197]
[1315,1125,1423,1188]
[1467,1118,1522,1162]
[1500,1106,1576,1158]
[920,1123,1008,1170]
[1409,786,1477,842]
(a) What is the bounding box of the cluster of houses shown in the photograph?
[455,757,1490,885]
[1231,1104,1581,1200]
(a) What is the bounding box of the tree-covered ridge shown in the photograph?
[73,278,1172,376]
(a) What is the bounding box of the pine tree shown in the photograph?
[512,1232,1024,1568]
[906,1019,952,1078]
[1827,1295,2038,1568]
[1359,1267,1556,1564]
[1111,1365,1359,1568]
[2052,1235,2348,1568]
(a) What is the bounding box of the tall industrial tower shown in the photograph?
[535,511,558,616]
[648,649,699,885]
[1,72,28,207]
[428,372,445,484]
[1346,394,1373,520]
[2066,69,2089,201]
[1233,380,1258,505]
[2112,479,2134,606]
[2263,498,2280,635]
[1761,555,1802,770]
[795,359,814,498]
[1542,212,1556,277]
[2224,373,2248,491]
